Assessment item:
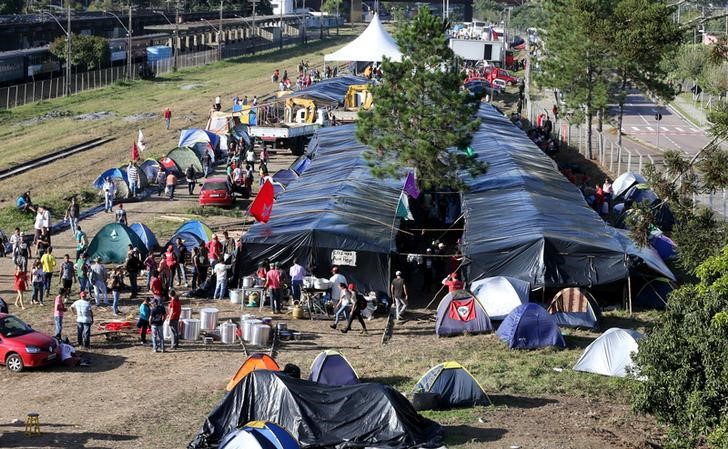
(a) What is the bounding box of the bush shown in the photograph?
[632,247,728,448]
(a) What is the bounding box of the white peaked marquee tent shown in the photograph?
[324,13,402,63]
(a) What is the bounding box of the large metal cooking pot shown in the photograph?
[243,319,262,342]
[242,276,256,288]
[180,307,192,320]
[229,289,242,304]
[251,324,271,347]
[182,319,200,340]
[314,278,332,290]
[200,308,219,331]
[219,323,237,344]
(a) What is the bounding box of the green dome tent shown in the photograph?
[86,223,149,263]
[167,147,203,174]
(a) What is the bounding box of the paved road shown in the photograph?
[612,90,711,156]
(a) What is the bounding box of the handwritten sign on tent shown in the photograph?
[331,250,357,267]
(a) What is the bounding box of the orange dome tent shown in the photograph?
[226,353,280,391]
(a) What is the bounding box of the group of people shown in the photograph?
[270,61,339,93]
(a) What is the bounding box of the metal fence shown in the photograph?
[0,29,332,110]
[559,123,728,218]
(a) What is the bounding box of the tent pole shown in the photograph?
[627,275,633,316]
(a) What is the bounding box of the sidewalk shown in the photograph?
[670,94,708,129]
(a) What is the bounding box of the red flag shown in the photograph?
[250,180,275,223]
[131,141,140,162]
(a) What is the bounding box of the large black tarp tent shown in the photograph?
[188,370,443,449]
[239,124,401,293]
[460,105,674,288]
[283,75,368,106]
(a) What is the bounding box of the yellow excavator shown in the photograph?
[284,98,317,124]
[343,84,373,111]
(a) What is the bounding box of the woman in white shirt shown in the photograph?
[329,283,351,330]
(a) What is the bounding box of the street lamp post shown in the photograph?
[200,18,222,61]
[220,0,224,60]
[42,5,71,96]
[104,8,133,79]
[279,0,284,49]
[153,7,178,71]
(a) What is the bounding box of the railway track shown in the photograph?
[0,137,115,181]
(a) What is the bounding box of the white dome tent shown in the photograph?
[573,328,643,377]
[324,13,402,63]
[469,276,530,320]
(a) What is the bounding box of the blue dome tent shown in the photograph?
[435,290,493,337]
[219,421,300,449]
[130,222,159,252]
[166,220,213,252]
[413,361,490,409]
[308,350,359,386]
[496,303,566,349]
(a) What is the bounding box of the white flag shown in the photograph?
[137,129,146,152]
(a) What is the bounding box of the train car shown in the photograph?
[0,49,26,84]
[25,47,61,78]
[0,47,60,85]
[108,33,170,65]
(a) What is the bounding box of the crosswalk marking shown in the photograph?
[646,126,654,132]
[631,126,640,131]
[661,127,670,131]
[675,127,684,132]
[689,128,697,132]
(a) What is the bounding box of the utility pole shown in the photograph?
[219,0,224,60]
[174,1,179,71]
[279,0,284,49]
[128,4,133,79]
[525,40,532,123]
[66,1,71,96]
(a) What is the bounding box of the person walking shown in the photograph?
[174,238,188,287]
[289,258,305,302]
[115,204,128,225]
[110,266,124,315]
[166,170,178,200]
[328,266,346,304]
[329,282,351,330]
[185,165,197,195]
[75,225,88,261]
[125,248,143,298]
[163,107,172,129]
[53,288,66,339]
[144,253,156,291]
[127,162,140,198]
[341,284,367,335]
[40,246,56,302]
[14,266,27,310]
[90,257,108,306]
[102,176,116,213]
[264,261,283,313]
[15,231,30,272]
[201,150,212,178]
[390,270,409,321]
[30,261,45,305]
[156,169,167,196]
[167,289,181,349]
[76,253,90,297]
[191,247,205,290]
[245,147,256,171]
[149,298,167,353]
[213,256,231,300]
[65,196,80,236]
[71,292,93,349]
[59,254,75,299]
[137,297,151,346]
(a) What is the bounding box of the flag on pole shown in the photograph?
[396,192,414,221]
[131,141,140,162]
[137,129,146,152]
[403,171,420,199]
[250,180,275,223]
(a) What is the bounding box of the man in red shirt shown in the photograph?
[150,271,163,300]
[264,261,283,313]
[442,272,464,292]
[206,235,222,265]
[167,289,181,349]
[163,107,172,129]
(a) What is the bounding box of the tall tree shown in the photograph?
[49,34,110,70]
[610,0,682,147]
[539,0,612,159]
[0,0,24,13]
[356,7,485,190]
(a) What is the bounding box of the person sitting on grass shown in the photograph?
[16,190,35,213]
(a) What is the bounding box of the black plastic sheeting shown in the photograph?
[460,105,674,288]
[284,75,369,107]
[239,124,402,293]
[188,370,443,449]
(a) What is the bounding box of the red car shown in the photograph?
[0,313,59,372]
[199,177,235,208]
[484,67,519,86]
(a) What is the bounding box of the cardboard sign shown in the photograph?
[331,250,357,266]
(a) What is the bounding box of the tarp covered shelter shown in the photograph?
[496,303,566,350]
[635,277,674,309]
[612,172,646,199]
[130,222,158,252]
[179,128,221,151]
[616,184,675,231]
[573,328,642,377]
[189,142,216,165]
[271,169,299,188]
[413,361,489,409]
[140,158,161,184]
[168,220,213,252]
[86,223,148,263]
[239,124,402,293]
[470,276,530,320]
[435,290,493,337]
[226,353,280,391]
[460,105,674,289]
[283,76,369,107]
[649,232,677,261]
[289,155,311,176]
[547,287,601,330]
[167,147,203,174]
[188,370,443,449]
[219,421,300,449]
[308,350,359,386]
[93,168,129,199]
[324,14,402,63]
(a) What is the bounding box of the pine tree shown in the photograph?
[539,0,612,160]
[356,7,485,191]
